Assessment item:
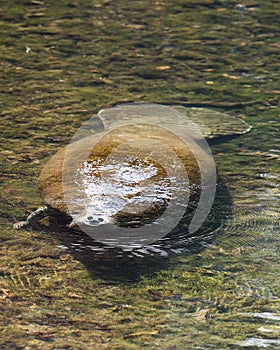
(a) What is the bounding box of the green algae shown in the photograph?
[1,0,279,349]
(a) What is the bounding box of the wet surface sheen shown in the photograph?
[0,0,279,349]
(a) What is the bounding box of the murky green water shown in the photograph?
[1,0,279,349]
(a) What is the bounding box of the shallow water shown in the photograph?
[0,0,279,349]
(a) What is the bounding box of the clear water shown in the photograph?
[0,0,279,349]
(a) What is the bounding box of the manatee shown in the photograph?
[14,103,251,247]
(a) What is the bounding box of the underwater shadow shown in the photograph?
[49,176,233,283]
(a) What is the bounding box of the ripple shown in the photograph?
[54,183,228,262]
[222,200,280,250]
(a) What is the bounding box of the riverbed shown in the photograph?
[0,0,279,348]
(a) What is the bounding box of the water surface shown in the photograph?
[0,0,279,349]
